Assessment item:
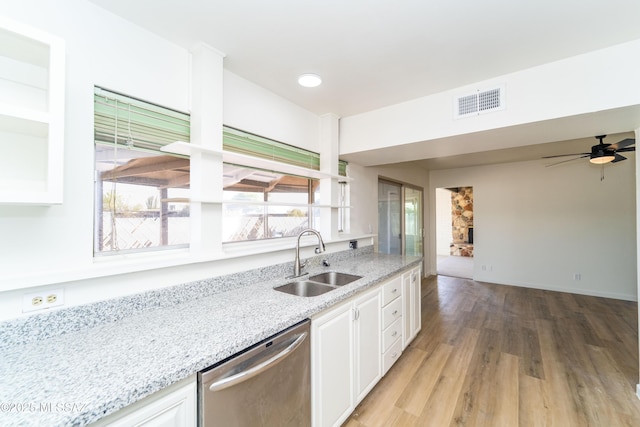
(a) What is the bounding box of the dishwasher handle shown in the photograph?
[208,331,308,392]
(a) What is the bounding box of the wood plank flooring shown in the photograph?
[343,275,640,426]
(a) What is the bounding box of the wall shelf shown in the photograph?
[0,17,65,205]
[161,141,352,182]
[173,198,351,210]
[160,141,223,157]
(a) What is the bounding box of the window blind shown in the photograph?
[223,126,348,176]
[94,87,190,152]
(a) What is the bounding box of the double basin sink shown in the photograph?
[274,271,363,297]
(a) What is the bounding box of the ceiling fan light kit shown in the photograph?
[589,147,615,164]
[542,135,635,167]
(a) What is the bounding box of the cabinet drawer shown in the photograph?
[382,297,402,329]
[382,317,402,352]
[382,339,403,374]
[382,276,402,306]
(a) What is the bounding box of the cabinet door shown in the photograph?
[411,268,422,339]
[95,378,196,427]
[312,302,354,427]
[402,270,412,350]
[354,289,381,403]
[403,267,422,349]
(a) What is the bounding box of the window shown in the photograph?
[93,87,190,255]
[222,127,331,243]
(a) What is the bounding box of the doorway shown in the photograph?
[378,178,423,258]
[435,187,474,279]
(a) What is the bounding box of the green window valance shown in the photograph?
[94,87,190,152]
[223,126,347,176]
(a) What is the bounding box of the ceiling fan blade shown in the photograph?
[608,138,635,150]
[612,153,627,163]
[616,146,635,153]
[541,152,590,159]
[545,154,589,167]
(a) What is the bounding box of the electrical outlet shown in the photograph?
[22,288,65,313]
[349,240,358,249]
[573,273,581,281]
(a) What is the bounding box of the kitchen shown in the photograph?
[1,0,640,426]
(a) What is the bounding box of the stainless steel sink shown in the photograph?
[308,271,362,286]
[274,280,337,297]
[274,272,363,297]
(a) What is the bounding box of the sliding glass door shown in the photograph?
[378,180,402,254]
[404,186,423,257]
[378,179,423,257]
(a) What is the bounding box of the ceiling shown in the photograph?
[88,0,640,169]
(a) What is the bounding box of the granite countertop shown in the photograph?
[0,250,421,427]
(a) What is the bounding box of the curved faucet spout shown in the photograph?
[293,228,325,277]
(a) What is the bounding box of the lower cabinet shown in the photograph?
[92,375,196,427]
[403,266,422,349]
[381,275,403,375]
[311,287,381,427]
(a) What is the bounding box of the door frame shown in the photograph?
[378,176,424,259]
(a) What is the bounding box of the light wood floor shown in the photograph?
[344,275,640,426]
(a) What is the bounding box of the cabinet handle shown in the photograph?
[354,308,360,321]
[392,288,397,293]
[392,352,398,359]
[391,331,397,337]
[392,310,398,316]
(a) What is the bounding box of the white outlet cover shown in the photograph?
[22,288,65,313]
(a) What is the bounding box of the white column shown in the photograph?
[189,43,225,257]
[635,126,640,400]
[319,113,340,239]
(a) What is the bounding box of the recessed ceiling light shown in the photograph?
[298,73,322,88]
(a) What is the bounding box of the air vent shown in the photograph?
[454,85,505,119]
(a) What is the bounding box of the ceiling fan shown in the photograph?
[543,135,636,167]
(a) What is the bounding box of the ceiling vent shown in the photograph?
[454,85,505,119]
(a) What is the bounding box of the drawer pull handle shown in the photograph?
[392,288,397,293]
[392,310,398,316]
[391,331,397,337]
[392,352,398,359]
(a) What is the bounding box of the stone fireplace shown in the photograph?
[449,186,474,257]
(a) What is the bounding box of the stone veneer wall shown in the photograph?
[450,186,474,256]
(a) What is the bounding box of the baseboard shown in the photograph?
[475,276,638,302]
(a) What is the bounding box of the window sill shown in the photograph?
[0,234,375,292]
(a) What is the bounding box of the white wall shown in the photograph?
[430,157,637,300]
[435,188,452,256]
[0,0,190,282]
[340,39,640,163]
[347,162,430,272]
[223,70,320,152]
[0,0,342,321]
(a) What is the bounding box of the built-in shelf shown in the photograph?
[0,17,65,205]
[160,141,223,157]
[181,198,350,209]
[161,141,352,182]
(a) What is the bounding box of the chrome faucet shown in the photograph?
[293,228,326,277]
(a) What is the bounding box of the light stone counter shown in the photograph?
[0,248,421,427]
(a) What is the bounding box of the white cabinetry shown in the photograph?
[311,287,381,427]
[403,266,422,349]
[92,376,196,427]
[0,17,65,204]
[381,275,403,374]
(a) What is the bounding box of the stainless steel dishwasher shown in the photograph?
[198,319,311,427]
